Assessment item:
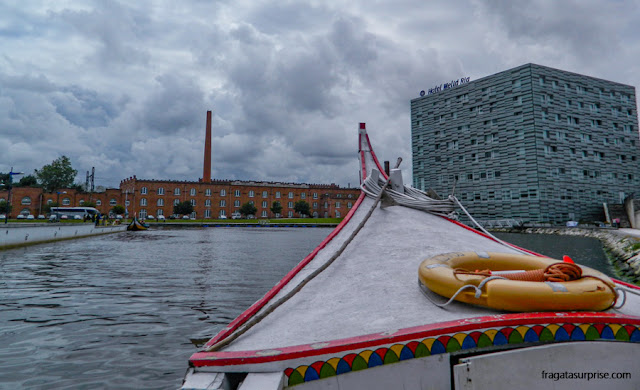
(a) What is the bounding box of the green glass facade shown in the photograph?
[411,63,639,224]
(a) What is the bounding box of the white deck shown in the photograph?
[222,195,640,352]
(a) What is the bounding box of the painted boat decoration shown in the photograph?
[182,123,640,390]
[127,216,148,231]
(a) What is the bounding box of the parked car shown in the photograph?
[60,215,68,220]
[26,215,35,220]
[158,215,166,221]
[231,212,242,219]
[0,214,6,220]
[17,214,26,219]
[146,215,155,220]
[219,215,227,219]
[73,215,82,220]
[115,215,123,220]
[182,215,190,220]
[37,215,46,219]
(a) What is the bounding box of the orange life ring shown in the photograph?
[418,252,617,312]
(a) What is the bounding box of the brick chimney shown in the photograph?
[203,110,212,182]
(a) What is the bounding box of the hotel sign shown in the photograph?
[420,77,470,96]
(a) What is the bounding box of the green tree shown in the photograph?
[294,200,310,217]
[17,175,39,187]
[35,156,77,192]
[239,202,257,217]
[173,201,193,216]
[0,173,10,190]
[111,205,125,215]
[270,201,282,216]
[0,199,10,214]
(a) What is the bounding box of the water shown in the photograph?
[0,227,333,389]
[494,232,615,276]
[0,228,613,389]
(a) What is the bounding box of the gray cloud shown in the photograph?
[1,0,639,190]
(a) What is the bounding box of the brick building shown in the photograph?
[1,110,359,219]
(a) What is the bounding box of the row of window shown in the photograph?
[137,198,353,209]
[137,187,353,199]
[136,209,343,219]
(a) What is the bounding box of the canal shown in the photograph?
[0,227,613,389]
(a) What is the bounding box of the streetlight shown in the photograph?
[56,191,67,221]
[4,167,23,224]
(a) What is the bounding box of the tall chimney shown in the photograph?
[203,110,212,182]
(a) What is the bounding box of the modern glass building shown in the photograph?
[411,63,639,224]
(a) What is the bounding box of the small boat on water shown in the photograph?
[182,124,640,390]
[127,216,148,231]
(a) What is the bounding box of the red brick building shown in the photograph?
[0,111,360,219]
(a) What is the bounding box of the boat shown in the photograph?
[182,123,640,390]
[127,216,148,231]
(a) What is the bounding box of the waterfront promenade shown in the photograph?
[0,223,127,250]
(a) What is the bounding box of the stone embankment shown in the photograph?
[516,227,640,284]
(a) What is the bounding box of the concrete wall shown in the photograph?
[0,223,127,250]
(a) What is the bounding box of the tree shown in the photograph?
[239,202,257,217]
[17,175,39,187]
[173,201,193,216]
[0,173,10,189]
[35,156,77,192]
[270,201,282,217]
[294,200,310,217]
[0,200,9,214]
[111,205,125,215]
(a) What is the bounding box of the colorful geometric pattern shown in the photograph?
[284,323,640,386]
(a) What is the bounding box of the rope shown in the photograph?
[361,174,456,217]
[206,165,399,352]
[420,276,507,308]
[450,195,533,255]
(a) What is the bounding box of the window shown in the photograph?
[348,202,353,208]
[204,210,211,218]
[262,191,268,198]
[313,202,318,209]
[205,189,211,196]
[336,202,341,208]
[249,190,255,197]
[235,190,241,197]
[174,188,180,195]
[158,187,165,195]
[174,199,179,206]
[288,201,293,208]
[205,199,211,207]
[140,198,147,206]
[219,210,226,217]
[335,211,341,218]
[125,200,130,207]
[288,191,294,198]
[301,193,306,199]
[157,199,164,206]
[190,188,196,196]
[234,200,240,207]
[190,199,196,206]
[21,196,31,205]
[110,198,117,206]
[220,189,226,196]
[220,200,226,207]
[275,192,281,198]
[157,209,164,216]
[262,201,267,208]
[96,200,102,206]
[62,197,70,206]
[141,187,148,195]
[313,192,318,199]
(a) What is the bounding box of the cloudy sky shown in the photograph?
[1,0,639,189]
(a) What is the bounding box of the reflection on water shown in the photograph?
[0,227,332,389]
[0,228,615,388]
